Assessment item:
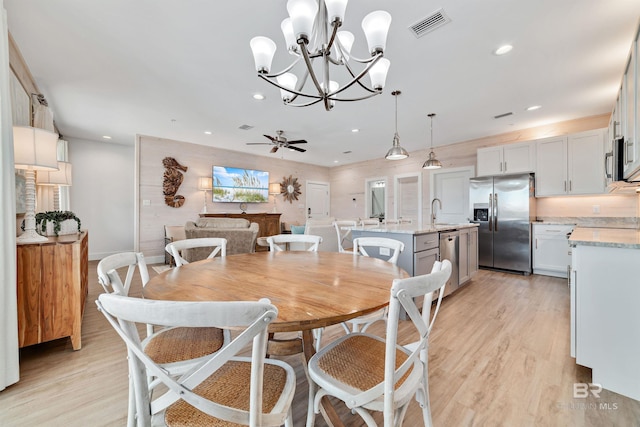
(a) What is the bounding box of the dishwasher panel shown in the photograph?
[439,231,459,296]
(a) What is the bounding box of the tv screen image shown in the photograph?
[212,166,269,203]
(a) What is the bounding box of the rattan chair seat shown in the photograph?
[144,327,225,365]
[164,361,289,427]
[316,334,411,391]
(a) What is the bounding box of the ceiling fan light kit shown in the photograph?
[385,90,409,160]
[422,113,443,169]
[250,0,392,111]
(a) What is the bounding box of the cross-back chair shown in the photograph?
[97,251,231,427]
[96,294,296,427]
[266,234,322,252]
[306,261,452,427]
[165,237,227,267]
[333,220,357,253]
[340,237,405,334]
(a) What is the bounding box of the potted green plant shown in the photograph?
[21,210,82,237]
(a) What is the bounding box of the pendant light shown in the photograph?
[422,113,442,169]
[385,90,409,160]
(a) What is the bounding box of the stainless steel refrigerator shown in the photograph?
[470,173,535,274]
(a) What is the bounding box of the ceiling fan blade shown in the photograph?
[288,145,306,153]
[286,139,308,144]
[246,142,273,145]
[263,134,277,142]
[270,146,279,153]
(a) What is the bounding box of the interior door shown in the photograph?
[394,173,421,224]
[306,181,330,219]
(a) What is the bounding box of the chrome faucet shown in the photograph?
[431,198,442,226]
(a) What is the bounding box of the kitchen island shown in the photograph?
[351,223,479,296]
[569,227,640,401]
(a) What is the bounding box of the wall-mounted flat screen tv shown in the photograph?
[212,166,269,203]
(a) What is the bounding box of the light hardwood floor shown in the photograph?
[1,262,639,426]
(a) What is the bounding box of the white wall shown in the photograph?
[68,138,135,260]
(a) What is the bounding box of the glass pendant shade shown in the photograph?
[325,0,348,24]
[250,37,277,73]
[362,11,392,55]
[287,0,318,42]
[277,73,298,101]
[369,58,390,90]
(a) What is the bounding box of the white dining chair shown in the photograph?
[266,234,322,252]
[333,220,357,253]
[341,237,405,334]
[97,252,231,427]
[165,237,227,267]
[97,294,296,427]
[306,262,452,427]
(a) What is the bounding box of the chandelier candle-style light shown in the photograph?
[250,0,392,111]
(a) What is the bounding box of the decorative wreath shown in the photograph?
[280,175,301,203]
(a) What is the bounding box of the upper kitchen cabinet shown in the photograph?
[476,141,535,177]
[623,31,640,180]
[535,129,605,197]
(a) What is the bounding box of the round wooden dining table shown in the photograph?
[144,250,409,333]
[144,250,409,427]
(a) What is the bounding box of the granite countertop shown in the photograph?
[350,223,479,235]
[569,227,640,249]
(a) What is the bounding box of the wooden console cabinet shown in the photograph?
[199,213,281,252]
[16,231,89,350]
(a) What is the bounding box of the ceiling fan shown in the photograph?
[246,130,307,153]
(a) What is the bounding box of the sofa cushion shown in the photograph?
[291,225,306,234]
[196,218,250,229]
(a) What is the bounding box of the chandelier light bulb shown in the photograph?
[277,73,298,102]
[287,0,318,43]
[369,58,390,90]
[336,31,354,61]
[250,37,277,73]
[362,10,392,55]
[280,18,298,53]
[325,0,348,25]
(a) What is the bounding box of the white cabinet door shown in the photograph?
[623,40,638,177]
[458,228,469,284]
[476,146,503,176]
[468,227,478,278]
[567,130,605,195]
[503,141,535,175]
[535,136,567,196]
[477,142,534,177]
[532,224,573,277]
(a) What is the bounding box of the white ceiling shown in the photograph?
[5,0,640,167]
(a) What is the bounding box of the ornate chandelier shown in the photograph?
[250,0,392,111]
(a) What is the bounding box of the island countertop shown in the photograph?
[350,222,479,235]
[569,227,640,249]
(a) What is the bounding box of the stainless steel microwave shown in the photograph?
[605,137,624,184]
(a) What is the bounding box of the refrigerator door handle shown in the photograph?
[494,193,498,231]
[488,193,493,231]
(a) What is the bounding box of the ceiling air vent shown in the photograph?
[238,124,253,130]
[494,112,513,119]
[409,8,451,38]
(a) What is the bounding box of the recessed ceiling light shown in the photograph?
[526,105,542,111]
[204,131,212,135]
[494,45,513,55]
[333,160,339,163]
[102,135,112,139]
[253,93,265,100]
[351,128,360,133]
